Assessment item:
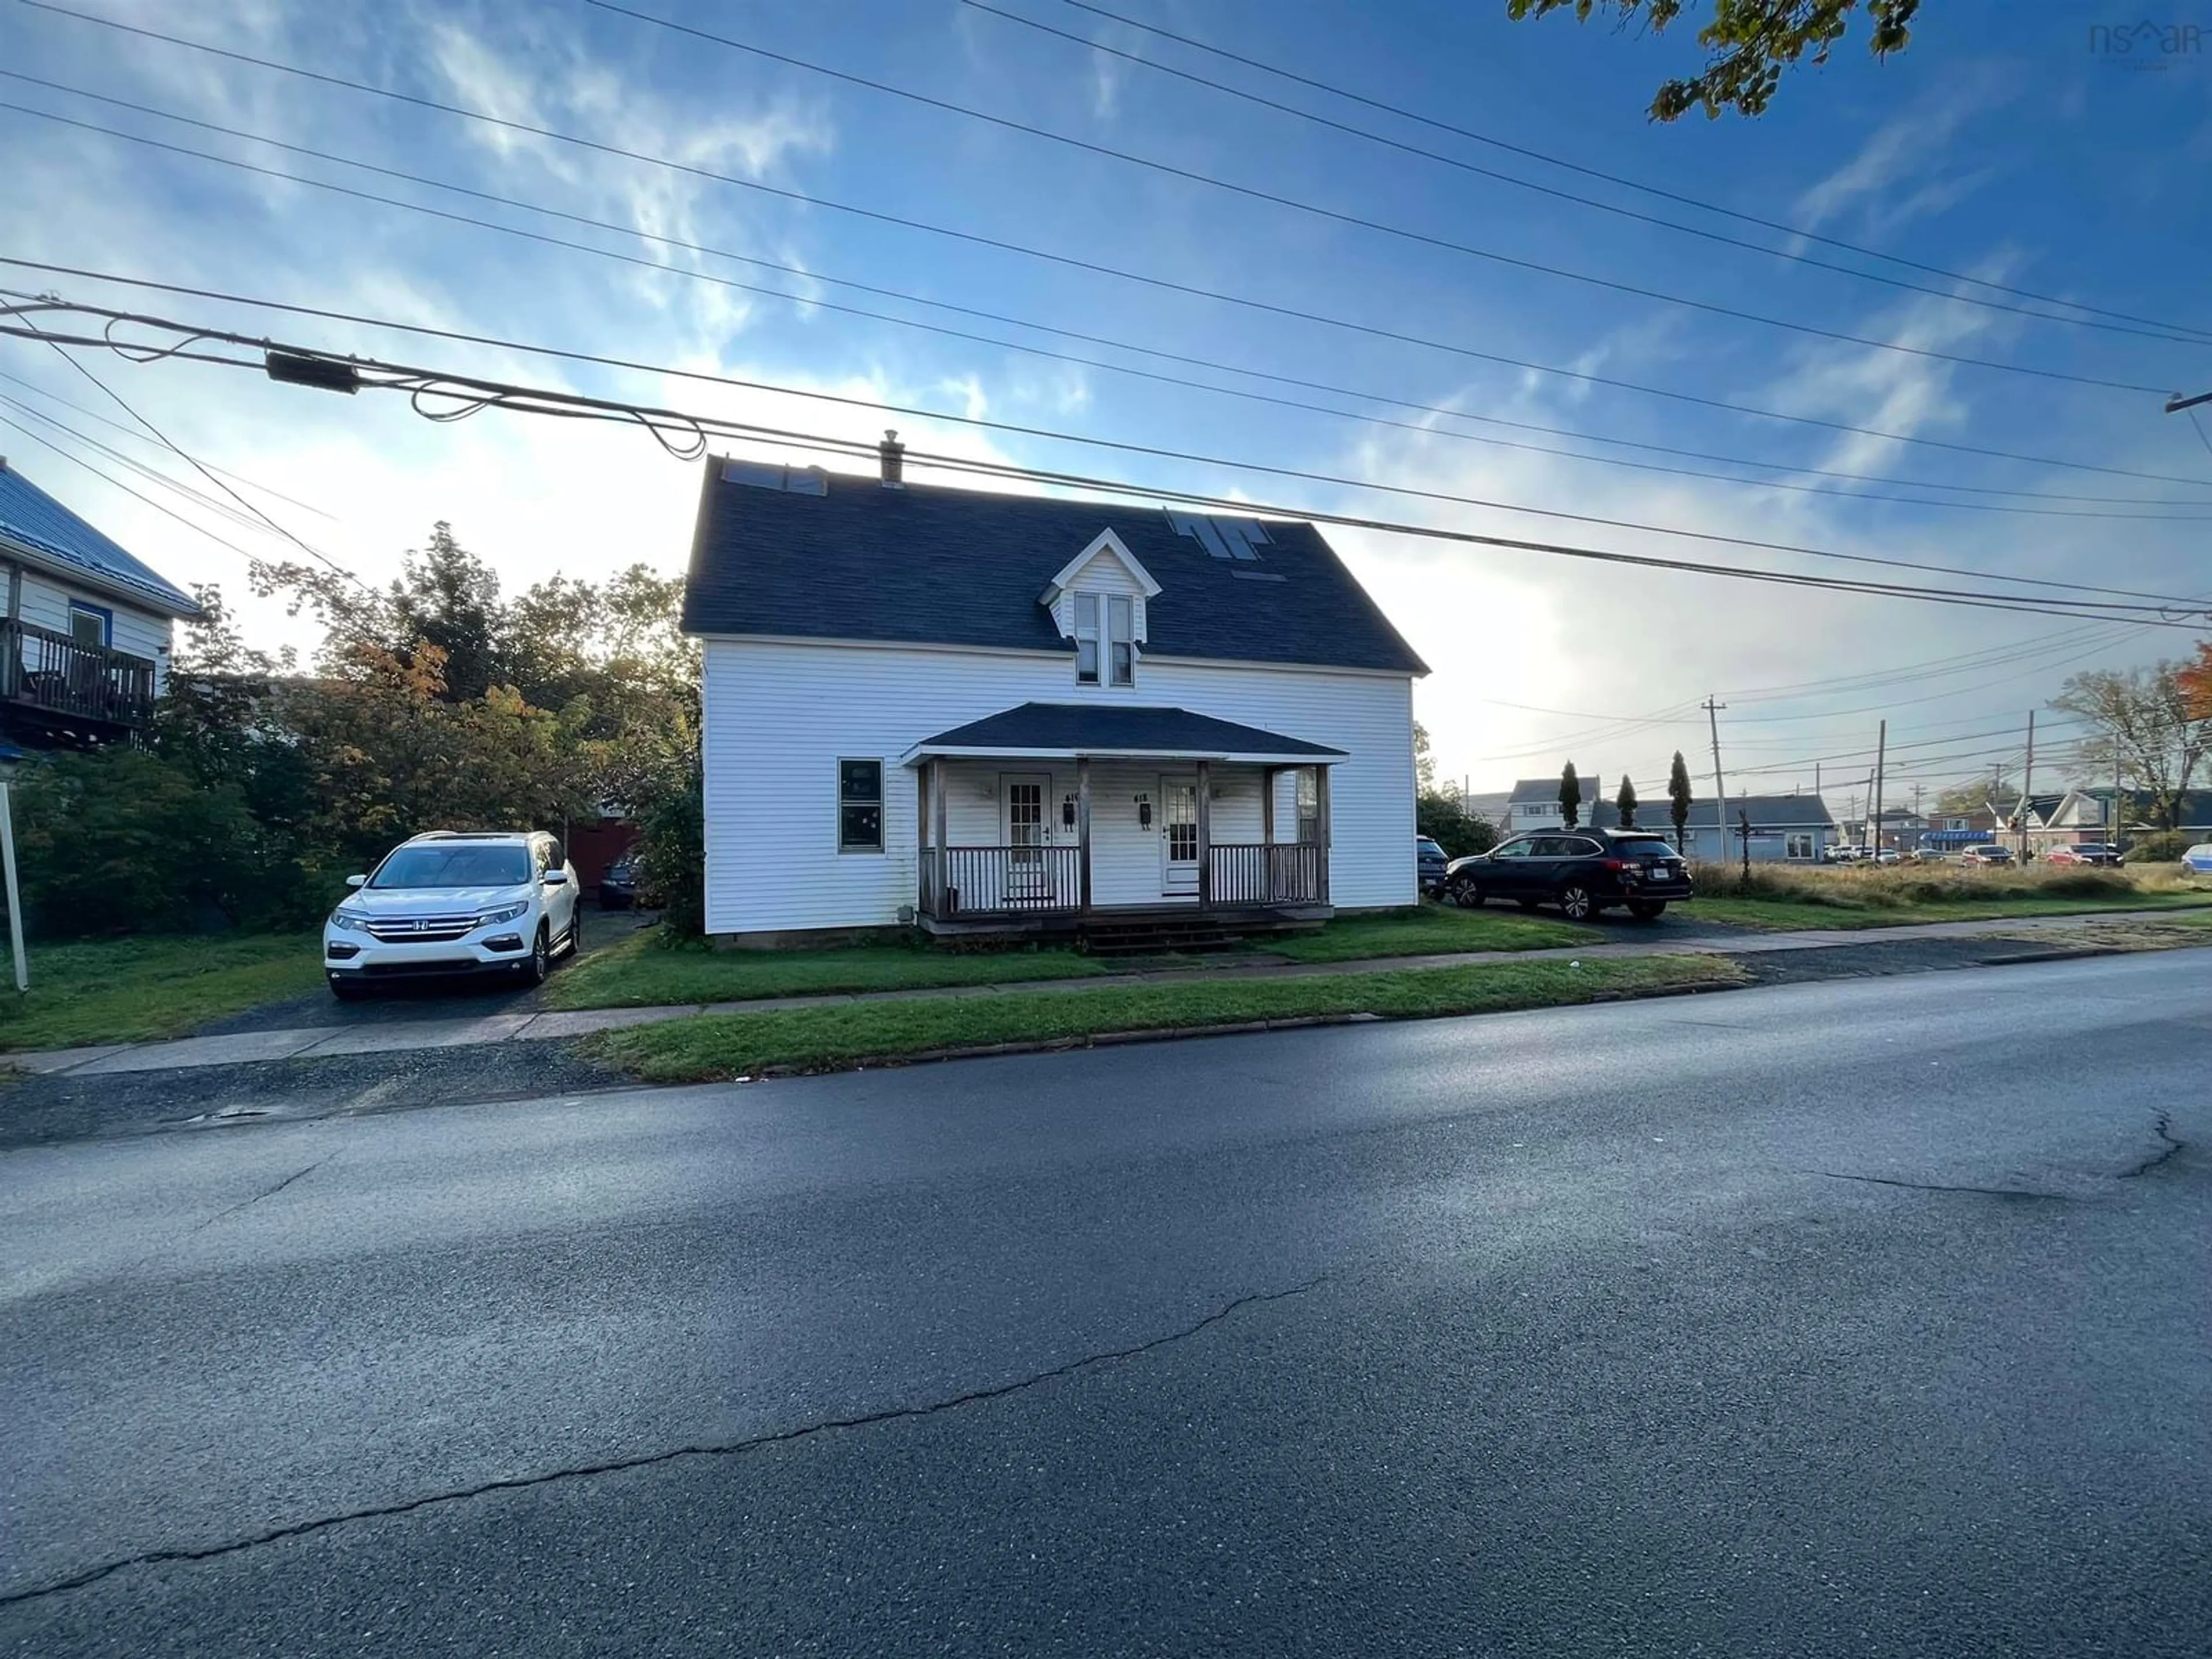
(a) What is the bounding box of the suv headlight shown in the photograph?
[478,902,530,927]
[329,908,371,933]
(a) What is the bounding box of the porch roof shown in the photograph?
[904,702,1347,766]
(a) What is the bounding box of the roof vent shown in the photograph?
[721,459,827,495]
[880,429,906,488]
[1166,510,1269,561]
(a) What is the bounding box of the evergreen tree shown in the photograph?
[1558,762,1582,830]
[1668,752,1694,852]
[1616,774,1638,829]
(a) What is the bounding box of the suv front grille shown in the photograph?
[365,915,478,945]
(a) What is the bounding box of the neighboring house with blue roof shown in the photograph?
[0,456,200,747]
[680,438,1427,942]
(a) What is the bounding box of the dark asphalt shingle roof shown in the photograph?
[682,465,1426,674]
[912,702,1345,758]
[0,460,200,617]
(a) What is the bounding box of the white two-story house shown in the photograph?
[682,441,1429,945]
[0,457,200,751]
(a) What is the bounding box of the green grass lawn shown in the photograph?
[1685,891,2212,931]
[0,933,323,1052]
[546,929,1113,1009]
[1262,904,1593,962]
[590,953,1746,1083]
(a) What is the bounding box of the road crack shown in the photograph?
[187,1152,338,1233]
[1816,1171,2066,1201]
[2119,1111,2185,1180]
[0,1275,1325,1610]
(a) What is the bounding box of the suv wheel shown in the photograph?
[1558,883,1597,921]
[566,906,584,957]
[1445,873,1483,908]
[523,923,551,986]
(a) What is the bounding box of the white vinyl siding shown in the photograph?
[699,638,1416,935]
[13,570,175,692]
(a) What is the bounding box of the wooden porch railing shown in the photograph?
[919,844,1083,918]
[1206,842,1325,906]
[2,619,157,728]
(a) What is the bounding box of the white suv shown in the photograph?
[323,831,582,999]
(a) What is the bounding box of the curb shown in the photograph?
[690,976,1748,1084]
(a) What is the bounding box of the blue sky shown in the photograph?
[1,0,2208,808]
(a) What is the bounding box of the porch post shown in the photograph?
[1260,766,1278,903]
[1195,758,1213,909]
[1076,756,1093,913]
[1315,764,1332,905]
[915,763,929,914]
[930,756,948,911]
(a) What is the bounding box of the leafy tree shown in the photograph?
[13,750,265,936]
[1505,0,1921,120]
[2052,662,2212,831]
[1558,761,1581,829]
[2179,642,2212,720]
[1417,791,1498,859]
[1413,720,1436,792]
[1615,774,1638,828]
[1668,751,1693,850]
[633,752,706,938]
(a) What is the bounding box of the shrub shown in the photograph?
[12,749,267,937]
[2124,830,2193,864]
[1687,861,2144,910]
[634,760,706,938]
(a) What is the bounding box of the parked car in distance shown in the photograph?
[599,851,646,910]
[1441,828,1692,921]
[2044,844,2115,871]
[1870,849,1903,866]
[1959,844,2014,866]
[2183,843,2212,876]
[323,830,582,999]
[1416,836,1449,895]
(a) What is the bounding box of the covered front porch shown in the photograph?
[904,703,1342,937]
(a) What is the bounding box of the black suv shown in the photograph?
[1441,828,1692,921]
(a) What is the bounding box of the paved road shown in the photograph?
[3,952,2206,1656]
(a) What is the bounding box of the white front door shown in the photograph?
[1159,775,1199,896]
[1002,773,1050,902]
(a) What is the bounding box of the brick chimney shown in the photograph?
[878,429,905,488]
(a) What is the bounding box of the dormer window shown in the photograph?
[1107,596,1134,686]
[1074,593,1101,684]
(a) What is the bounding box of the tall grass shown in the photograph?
[1686,862,2171,911]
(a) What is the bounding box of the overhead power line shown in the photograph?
[586,0,2173,396]
[0,410,258,562]
[9,288,2208,620]
[963,0,2212,349]
[6,73,2205,493]
[0,390,304,536]
[9,98,2209,519]
[1043,0,2212,344]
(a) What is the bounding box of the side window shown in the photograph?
[547,839,566,872]
[68,601,111,649]
[1296,768,1319,843]
[1491,838,1533,859]
[838,759,884,853]
[530,839,548,876]
[1073,593,1100,685]
[1107,594,1134,686]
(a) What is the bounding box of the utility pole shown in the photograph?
[1703,696,1729,867]
[2018,711,2035,861]
[1871,720,1887,858]
[1815,761,1821,801]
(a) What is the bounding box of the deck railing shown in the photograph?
[1207,842,1325,906]
[920,844,1083,918]
[2,619,157,728]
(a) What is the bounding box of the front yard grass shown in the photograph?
[0,933,323,1052]
[1685,891,2212,931]
[589,953,1746,1082]
[546,929,1112,1009]
[1261,904,1593,961]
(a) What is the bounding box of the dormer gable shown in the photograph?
[1040,528,1161,645]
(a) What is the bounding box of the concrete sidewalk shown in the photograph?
[8,907,2198,1078]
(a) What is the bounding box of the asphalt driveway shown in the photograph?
[198,904,657,1033]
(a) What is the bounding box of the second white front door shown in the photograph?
[1159,775,1199,896]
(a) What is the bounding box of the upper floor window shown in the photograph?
[1107,595,1134,686]
[68,601,111,649]
[1073,593,1100,685]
